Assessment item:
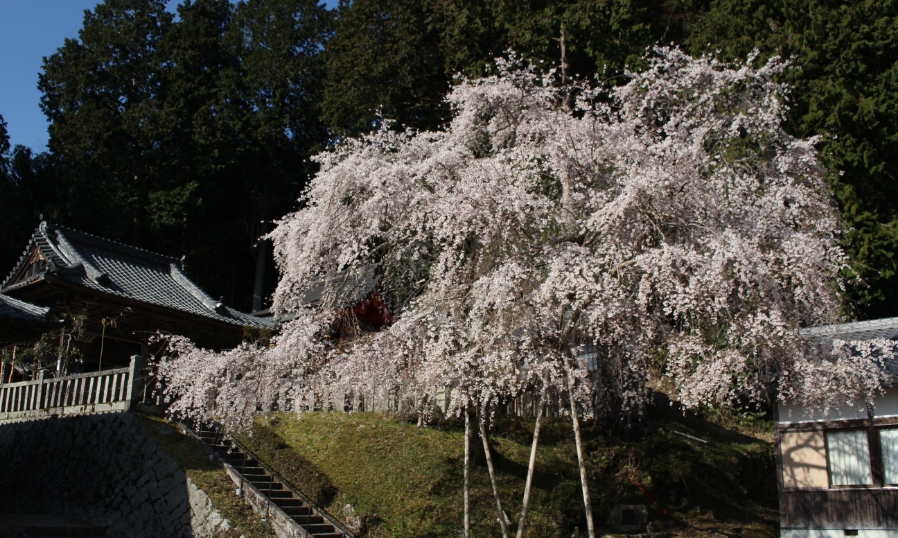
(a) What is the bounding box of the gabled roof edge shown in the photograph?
[799,317,898,339]
[1,235,39,291]
[170,264,225,314]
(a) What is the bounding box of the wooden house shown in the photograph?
[777,317,898,538]
[0,221,272,372]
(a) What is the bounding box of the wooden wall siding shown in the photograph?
[780,489,898,528]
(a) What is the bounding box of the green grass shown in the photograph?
[234,403,779,538]
[138,415,277,538]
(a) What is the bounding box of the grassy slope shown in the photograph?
[236,403,779,538]
[138,415,276,538]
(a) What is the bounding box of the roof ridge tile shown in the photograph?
[53,224,179,265]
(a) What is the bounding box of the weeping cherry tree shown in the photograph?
[158,48,898,538]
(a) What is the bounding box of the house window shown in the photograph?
[580,342,598,372]
[827,430,873,486]
[880,428,898,485]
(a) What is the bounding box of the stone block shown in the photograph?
[0,412,233,538]
[609,504,648,534]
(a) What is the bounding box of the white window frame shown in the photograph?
[826,429,873,487]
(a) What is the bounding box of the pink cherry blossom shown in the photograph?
[157,48,892,433]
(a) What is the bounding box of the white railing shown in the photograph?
[0,355,143,421]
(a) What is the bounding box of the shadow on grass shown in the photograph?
[237,424,339,506]
[449,397,778,530]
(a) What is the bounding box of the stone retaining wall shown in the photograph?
[0,411,230,537]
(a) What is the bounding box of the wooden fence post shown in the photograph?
[126,355,144,407]
[34,369,47,410]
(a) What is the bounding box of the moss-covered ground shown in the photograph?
[234,400,779,538]
[138,414,276,538]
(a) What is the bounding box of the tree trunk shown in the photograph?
[252,238,268,313]
[464,408,471,538]
[417,394,428,427]
[568,372,596,538]
[516,385,547,538]
[480,407,510,538]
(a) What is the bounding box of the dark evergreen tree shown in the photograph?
[223,0,332,309]
[321,0,449,134]
[0,115,21,273]
[321,0,694,135]
[0,116,62,277]
[685,0,898,318]
[34,0,331,310]
[39,0,174,248]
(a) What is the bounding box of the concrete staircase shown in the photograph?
[192,425,352,538]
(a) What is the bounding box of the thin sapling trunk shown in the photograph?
[480,406,510,538]
[464,408,471,538]
[568,371,596,538]
[516,384,547,538]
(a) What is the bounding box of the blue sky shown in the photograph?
[0,0,337,152]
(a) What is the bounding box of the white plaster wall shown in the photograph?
[874,388,898,418]
[782,529,898,538]
[779,387,898,422]
[778,400,867,423]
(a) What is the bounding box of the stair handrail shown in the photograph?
[187,420,356,538]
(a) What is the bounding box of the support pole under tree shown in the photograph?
[480,407,510,538]
[516,383,547,538]
[568,370,595,538]
[464,408,471,538]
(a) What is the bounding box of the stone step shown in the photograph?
[249,481,284,490]
[223,455,259,467]
[290,515,324,525]
[262,489,294,499]
[279,505,312,517]
[188,426,352,538]
[305,524,336,534]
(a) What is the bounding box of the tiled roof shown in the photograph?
[799,317,898,343]
[1,223,272,329]
[0,294,54,324]
[800,317,898,385]
[255,265,381,325]
[301,264,381,307]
